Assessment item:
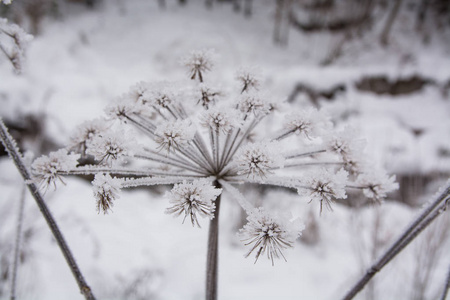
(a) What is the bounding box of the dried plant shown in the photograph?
[21,50,398,299]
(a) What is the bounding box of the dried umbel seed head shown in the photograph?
[235,66,261,93]
[201,108,236,134]
[238,92,271,117]
[69,118,110,155]
[298,168,348,214]
[196,83,221,109]
[165,179,222,227]
[182,49,215,83]
[283,108,330,139]
[239,208,303,265]
[236,142,284,178]
[31,149,80,190]
[155,120,195,154]
[357,170,398,202]
[92,173,122,214]
[86,130,138,165]
[144,82,178,110]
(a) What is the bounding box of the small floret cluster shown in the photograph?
[31,50,398,264]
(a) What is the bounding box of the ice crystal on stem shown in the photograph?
[32,49,398,266]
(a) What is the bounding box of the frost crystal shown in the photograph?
[299,168,348,213]
[32,149,80,189]
[86,130,137,165]
[165,179,222,227]
[236,142,284,178]
[357,170,399,202]
[239,208,303,265]
[155,120,195,153]
[92,174,122,214]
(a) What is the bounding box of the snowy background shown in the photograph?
[1,0,450,299]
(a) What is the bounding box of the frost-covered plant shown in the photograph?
[30,50,397,299]
[0,17,33,73]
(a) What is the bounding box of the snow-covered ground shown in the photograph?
[1,1,450,299]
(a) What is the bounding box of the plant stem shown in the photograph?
[10,184,26,300]
[206,181,222,300]
[440,264,450,300]
[0,119,96,300]
[342,183,450,300]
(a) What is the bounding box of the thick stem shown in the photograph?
[0,119,96,300]
[342,183,450,300]
[206,181,222,300]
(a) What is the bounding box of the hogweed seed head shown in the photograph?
[357,170,399,202]
[196,83,222,109]
[235,142,284,178]
[155,120,195,154]
[235,66,261,93]
[182,49,215,83]
[32,50,398,265]
[32,149,80,190]
[299,168,348,214]
[201,107,237,134]
[239,208,303,265]
[69,118,110,155]
[165,179,222,227]
[92,173,122,214]
[86,130,138,165]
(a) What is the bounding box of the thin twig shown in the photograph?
[10,184,26,300]
[0,119,96,300]
[342,183,450,300]
[440,264,450,300]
